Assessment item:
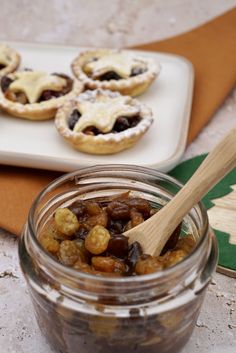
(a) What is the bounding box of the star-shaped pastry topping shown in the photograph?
[9,71,67,104]
[0,45,11,66]
[73,96,140,133]
[84,53,142,79]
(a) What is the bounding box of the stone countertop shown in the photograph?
[0,1,236,352]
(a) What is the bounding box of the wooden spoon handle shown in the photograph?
[127,128,236,256]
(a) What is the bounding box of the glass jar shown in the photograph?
[19,165,218,353]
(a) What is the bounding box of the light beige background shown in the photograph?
[0,1,236,353]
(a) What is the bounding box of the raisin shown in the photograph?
[85,225,110,255]
[4,89,28,104]
[106,201,130,220]
[74,261,92,272]
[85,201,102,216]
[83,126,100,135]
[107,235,129,259]
[175,235,196,254]
[40,90,62,101]
[54,208,80,236]
[113,117,130,132]
[112,116,141,132]
[38,232,60,255]
[125,198,150,219]
[159,250,187,268]
[73,239,91,262]
[84,211,108,229]
[129,115,141,128]
[124,220,132,231]
[4,89,17,102]
[98,71,121,81]
[68,201,86,219]
[1,76,13,92]
[135,256,163,275]
[0,64,5,70]
[161,223,182,255]
[74,226,89,240]
[92,256,125,273]
[15,92,28,104]
[130,67,146,76]
[59,240,80,266]
[107,219,127,235]
[127,241,143,269]
[130,209,144,227]
[40,218,64,241]
[68,109,81,130]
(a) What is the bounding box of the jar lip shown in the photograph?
[27,164,209,284]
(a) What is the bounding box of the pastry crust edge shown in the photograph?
[71,49,160,97]
[0,44,21,76]
[55,90,154,155]
[0,78,84,121]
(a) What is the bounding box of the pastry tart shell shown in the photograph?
[71,49,160,97]
[55,90,153,155]
[0,44,20,76]
[0,78,84,121]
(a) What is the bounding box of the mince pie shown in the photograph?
[55,89,153,154]
[0,70,84,120]
[0,44,20,76]
[71,49,160,97]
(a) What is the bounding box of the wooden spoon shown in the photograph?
[124,128,236,257]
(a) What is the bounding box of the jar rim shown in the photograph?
[27,164,209,285]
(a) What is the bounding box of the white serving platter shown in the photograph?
[0,41,194,172]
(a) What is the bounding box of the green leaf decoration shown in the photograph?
[215,230,236,270]
[169,155,206,184]
[169,154,236,271]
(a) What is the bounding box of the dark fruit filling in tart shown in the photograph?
[68,108,142,135]
[68,109,82,130]
[40,73,73,101]
[113,115,141,132]
[94,67,147,81]
[85,65,147,81]
[0,72,73,104]
[82,53,148,81]
[0,75,13,91]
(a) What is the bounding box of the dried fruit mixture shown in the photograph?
[39,194,196,276]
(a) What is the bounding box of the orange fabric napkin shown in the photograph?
[1,8,236,236]
[133,8,236,143]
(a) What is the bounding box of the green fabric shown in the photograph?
[169,154,236,271]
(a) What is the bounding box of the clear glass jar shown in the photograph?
[19,165,218,353]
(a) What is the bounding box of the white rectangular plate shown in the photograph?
[0,41,194,172]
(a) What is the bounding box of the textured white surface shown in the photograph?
[0,1,236,353]
[0,0,235,48]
